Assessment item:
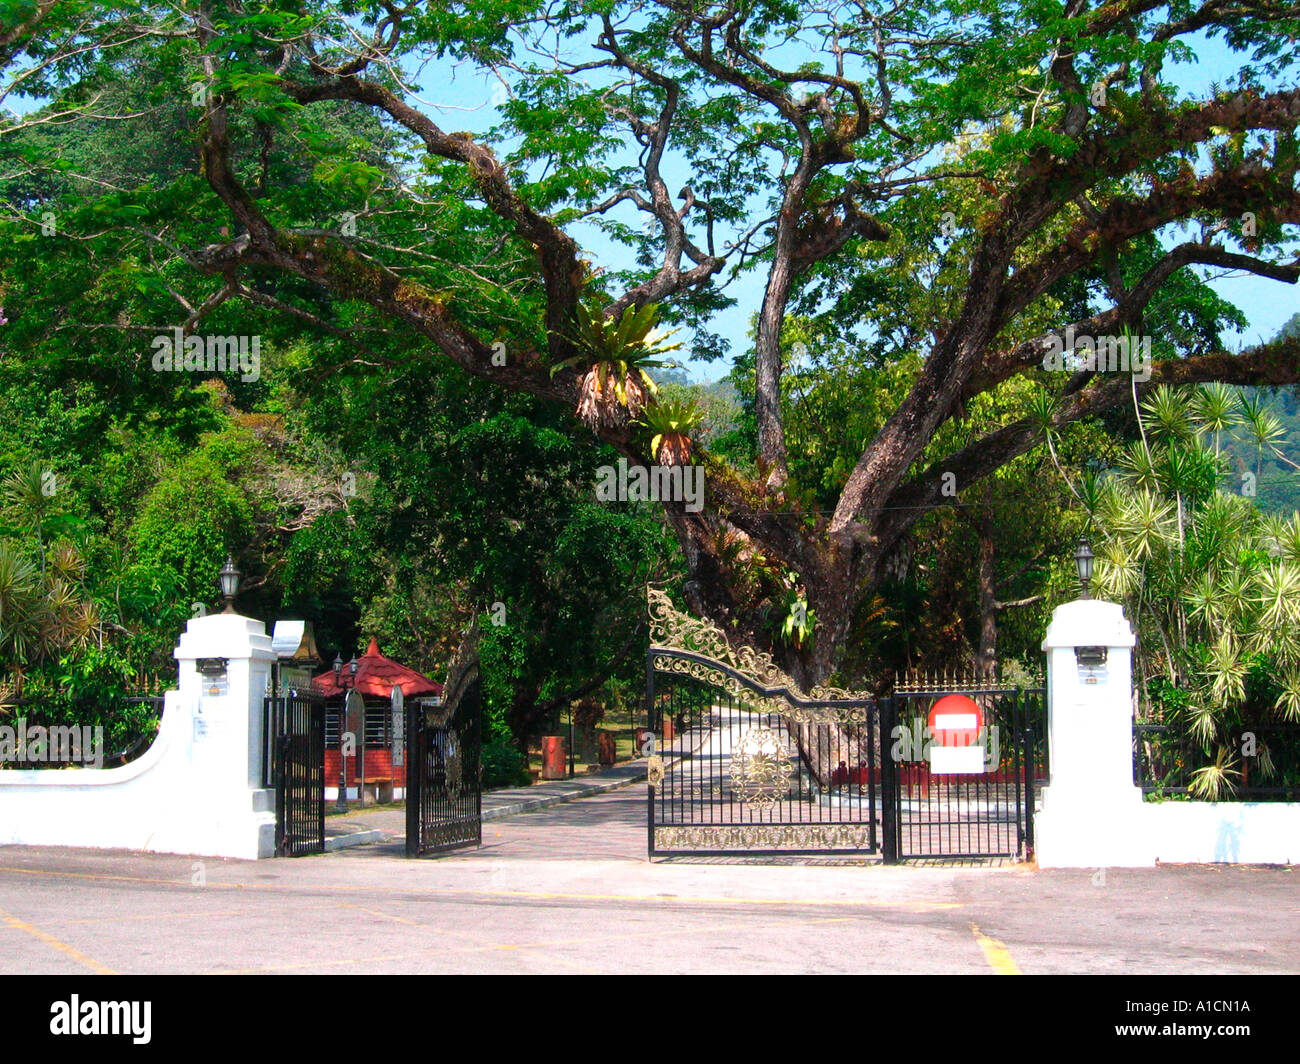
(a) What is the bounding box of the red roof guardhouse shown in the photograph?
[313,638,443,800]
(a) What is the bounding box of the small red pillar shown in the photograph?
[541,736,567,779]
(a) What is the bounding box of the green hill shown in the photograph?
[1217,313,1300,514]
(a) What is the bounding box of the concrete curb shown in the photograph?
[482,763,648,822]
[323,829,386,851]
[478,729,712,822]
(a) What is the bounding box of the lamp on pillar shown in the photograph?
[218,555,241,614]
[1074,538,1094,600]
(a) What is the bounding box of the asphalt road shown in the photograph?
[1,789,1297,974]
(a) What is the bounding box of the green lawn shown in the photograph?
[525,723,640,779]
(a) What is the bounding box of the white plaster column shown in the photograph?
[174,612,277,792]
[0,611,280,858]
[1034,598,1156,868]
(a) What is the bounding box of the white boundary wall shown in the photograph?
[1035,598,1299,867]
[0,614,277,860]
[1144,802,1299,864]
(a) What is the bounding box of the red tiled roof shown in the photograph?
[312,637,442,698]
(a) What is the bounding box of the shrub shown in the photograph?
[481,739,530,789]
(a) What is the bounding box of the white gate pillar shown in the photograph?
[1034,598,1155,867]
[0,612,279,859]
[174,613,277,794]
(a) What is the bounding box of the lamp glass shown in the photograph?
[218,556,240,600]
[1074,540,1094,586]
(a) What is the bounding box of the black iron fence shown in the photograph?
[407,641,482,857]
[886,683,1045,860]
[1134,720,1300,800]
[644,588,1048,862]
[648,664,881,857]
[0,695,165,769]
[266,688,326,857]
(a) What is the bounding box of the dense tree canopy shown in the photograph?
[2,0,1299,704]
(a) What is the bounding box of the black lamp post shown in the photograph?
[333,652,359,812]
[218,555,240,613]
[1074,538,1094,600]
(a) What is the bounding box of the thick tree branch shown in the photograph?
[876,332,1300,555]
[282,75,586,363]
[596,17,726,317]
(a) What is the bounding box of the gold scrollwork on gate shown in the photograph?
[654,824,875,852]
[730,726,791,806]
[647,588,872,722]
[445,736,463,800]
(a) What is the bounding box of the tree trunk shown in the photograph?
[975,497,998,676]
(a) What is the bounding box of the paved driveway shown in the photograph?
[1,787,1296,975]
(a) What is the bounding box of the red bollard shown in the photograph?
[541,736,567,780]
[597,731,617,766]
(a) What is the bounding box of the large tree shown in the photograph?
[4,0,1300,685]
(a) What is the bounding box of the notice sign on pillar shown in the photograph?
[390,684,404,767]
[928,694,984,774]
[194,657,229,744]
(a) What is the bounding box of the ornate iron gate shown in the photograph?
[884,680,1045,861]
[406,627,482,856]
[266,688,326,857]
[645,591,1044,862]
[646,591,881,858]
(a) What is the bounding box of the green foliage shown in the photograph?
[128,428,258,607]
[2,0,1299,720]
[551,301,683,428]
[1076,384,1300,796]
[9,655,160,762]
[778,592,816,650]
[638,396,704,438]
[480,738,531,790]
[561,301,682,370]
[637,396,706,464]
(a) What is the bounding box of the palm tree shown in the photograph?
[0,541,45,665]
[1064,375,1300,799]
[0,540,101,679]
[3,461,56,574]
[1191,382,1241,458]
[1236,393,1286,478]
[1141,384,1196,447]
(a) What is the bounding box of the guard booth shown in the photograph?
[311,638,444,804]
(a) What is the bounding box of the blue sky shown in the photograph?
[5,21,1294,382]
[425,28,1297,382]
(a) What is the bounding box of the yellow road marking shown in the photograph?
[431,924,597,973]
[0,864,958,912]
[0,862,912,975]
[0,906,118,974]
[970,922,1020,975]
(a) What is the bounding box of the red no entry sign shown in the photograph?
[928,694,982,747]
